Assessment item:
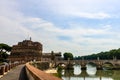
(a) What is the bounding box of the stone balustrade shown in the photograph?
[0,61,24,76]
[25,63,62,80]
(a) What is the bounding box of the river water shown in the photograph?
[61,64,120,80]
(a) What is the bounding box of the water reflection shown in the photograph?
[62,65,120,80]
[73,65,81,75]
[86,64,96,76]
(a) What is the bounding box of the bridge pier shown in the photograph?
[96,57,103,70]
[81,66,86,70]
[80,57,87,70]
[96,65,103,70]
[81,63,87,70]
[96,61,103,70]
[65,58,74,69]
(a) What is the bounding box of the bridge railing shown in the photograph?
[0,61,24,77]
[25,62,62,80]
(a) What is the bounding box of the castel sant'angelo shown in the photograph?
[9,38,43,62]
[9,38,62,62]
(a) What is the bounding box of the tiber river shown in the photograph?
[60,64,120,80]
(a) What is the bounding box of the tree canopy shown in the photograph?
[74,48,120,60]
[63,52,73,60]
[0,43,11,62]
[0,43,11,52]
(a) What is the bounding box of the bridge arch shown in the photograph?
[103,62,114,65]
[87,62,97,66]
[56,62,66,67]
[102,61,115,69]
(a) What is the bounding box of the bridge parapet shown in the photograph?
[25,63,62,80]
[0,61,24,77]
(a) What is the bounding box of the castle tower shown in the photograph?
[9,39,43,62]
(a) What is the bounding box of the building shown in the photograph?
[9,39,43,62]
[41,51,62,61]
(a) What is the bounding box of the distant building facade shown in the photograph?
[41,51,62,61]
[9,39,43,62]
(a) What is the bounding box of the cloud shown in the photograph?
[21,17,120,56]
[29,0,117,19]
[1,0,120,56]
[72,12,111,19]
[0,11,114,56]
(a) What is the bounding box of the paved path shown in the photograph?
[0,64,28,80]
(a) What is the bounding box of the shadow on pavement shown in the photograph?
[19,66,29,80]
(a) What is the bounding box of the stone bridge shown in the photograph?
[55,59,120,70]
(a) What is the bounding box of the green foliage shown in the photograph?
[0,43,11,62]
[1,52,9,59]
[57,66,63,71]
[77,48,120,60]
[0,43,11,52]
[56,66,63,78]
[63,52,73,60]
[74,56,82,60]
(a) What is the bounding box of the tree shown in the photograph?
[0,43,11,53]
[63,52,73,60]
[0,43,11,61]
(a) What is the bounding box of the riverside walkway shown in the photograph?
[0,64,28,80]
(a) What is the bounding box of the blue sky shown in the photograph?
[1,0,120,56]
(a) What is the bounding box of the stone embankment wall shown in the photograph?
[25,63,62,80]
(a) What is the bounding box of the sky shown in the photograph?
[1,0,120,56]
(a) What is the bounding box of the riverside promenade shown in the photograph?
[0,64,28,80]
